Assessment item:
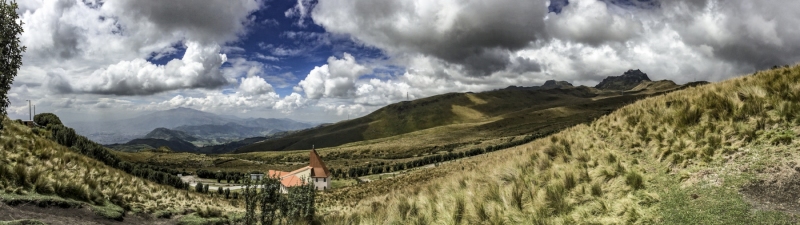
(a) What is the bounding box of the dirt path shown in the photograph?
[0,202,177,225]
[740,162,800,216]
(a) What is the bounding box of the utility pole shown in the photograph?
[33,105,35,118]
[26,100,31,121]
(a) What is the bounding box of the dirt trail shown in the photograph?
[740,162,800,215]
[0,202,177,225]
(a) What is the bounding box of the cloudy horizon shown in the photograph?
[8,0,800,124]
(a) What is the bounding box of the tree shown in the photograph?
[33,113,62,127]
[0,0,25,130]
[242,178,258,225]
[282,179,316,223]
[195,182,204,192]
[259,174,282,225]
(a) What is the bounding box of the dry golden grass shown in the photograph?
[0,118,242,217]
[317,65,800,224]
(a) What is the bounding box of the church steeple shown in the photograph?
[309,146,330,178]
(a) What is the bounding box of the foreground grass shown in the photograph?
[319,65,800,224]
[0,220,47,225]
[0,118,240,220]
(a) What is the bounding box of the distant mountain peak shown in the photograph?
[542,80,573,89]
[167,107,203,113]
[595,69,652,90]
[144,127,198,142]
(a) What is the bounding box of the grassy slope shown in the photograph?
[118,85,688,178]
[0,118,239,220]
[318,65,800,224]
[236,86,643,152]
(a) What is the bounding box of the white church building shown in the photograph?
[268,148,331,193]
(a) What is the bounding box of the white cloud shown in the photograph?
[12,0,800,125]
[297,53,371,99]
[545,0,643,46]
[311,0,548,76]
[285,0,315,27]
[239,76,274,96]
[274,93,308,113]
[11,0,268,122]
[254,53,279,61]
[79,42,229,95]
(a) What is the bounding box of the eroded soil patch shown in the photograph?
[0,202,176,225]
[740,164,800,215]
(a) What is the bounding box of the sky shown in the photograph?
[8,0,800,124]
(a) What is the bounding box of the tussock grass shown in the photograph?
[319,65,800,224]
[0,118,240,218]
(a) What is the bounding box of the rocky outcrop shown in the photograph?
[595,69,652,90]
[541,80,573,89]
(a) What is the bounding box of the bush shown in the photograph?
[34,113,62,127]
[591,182,603,197]
[625,171,645,190]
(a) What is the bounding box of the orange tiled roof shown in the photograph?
[268,170,288,178]
[280,175,305,187]
[309,148,330,178]
[269,166,312,187]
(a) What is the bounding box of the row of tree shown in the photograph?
[338,131,557,178]
[195,169,250,184]
[35,113,189,189]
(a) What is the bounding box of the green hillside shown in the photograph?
[0,118,238,223]
[237,83,685,153]
[317,65,800,224]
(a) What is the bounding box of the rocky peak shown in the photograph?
[541,80,573,89]
[595,69,652,90]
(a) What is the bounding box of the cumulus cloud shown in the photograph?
[296,0,800,106]
[318,101,368,117]
[307,0,800,80]
[545,0,644,46]
[14,0,800,124]
[274,93,308,113]
[103,0,262,44]
[662,0,800,69]
[13,0,270,121]
[79,42,229,95]
[18,0,263,93]
[239,76,274,96]
[310,0,548,76]
[297,53,371,99]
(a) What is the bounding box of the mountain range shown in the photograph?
[235,70,700,153]
[71,107,316,145]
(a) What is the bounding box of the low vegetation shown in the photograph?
[317,65,800,224]
[0,117,239,221]
[34,113,188,189]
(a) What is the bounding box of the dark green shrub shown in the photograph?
[259,175,282,225]
[591,183,603,197]
[625,171,645,190]
[34,113,62,127]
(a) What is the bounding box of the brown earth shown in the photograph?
[0,202,178,225]
[740,162,800,215]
